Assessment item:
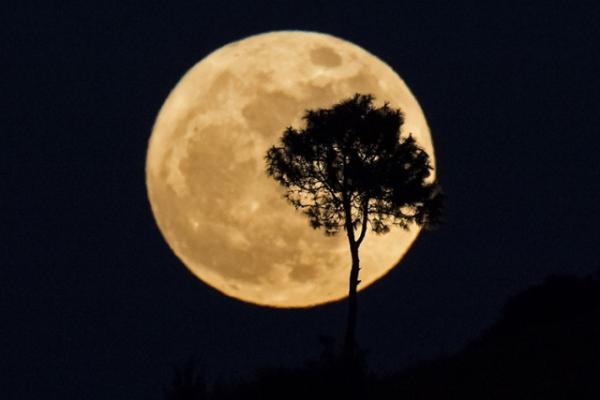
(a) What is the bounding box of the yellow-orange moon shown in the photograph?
[146,31,434,308]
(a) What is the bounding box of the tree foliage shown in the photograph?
[265,93,443,240]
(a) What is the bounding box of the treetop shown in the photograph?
[266,93,443,240]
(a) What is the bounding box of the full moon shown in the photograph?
[146,31,434,308]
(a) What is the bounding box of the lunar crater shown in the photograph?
[310,46,342,67]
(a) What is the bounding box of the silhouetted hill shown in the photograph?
[166,274,600,399]
[382,274,600,399]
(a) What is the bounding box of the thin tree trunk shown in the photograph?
[344,237,360,360]
[342,195,361,361]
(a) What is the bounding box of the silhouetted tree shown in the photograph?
[265,94,443,359]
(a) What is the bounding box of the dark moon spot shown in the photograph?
[310,47,342,67]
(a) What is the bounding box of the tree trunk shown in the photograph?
[343,236,360,361]
[342,195,361,361]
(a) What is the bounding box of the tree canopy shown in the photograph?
[265,93,443,240]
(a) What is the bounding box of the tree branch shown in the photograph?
[355,197,369,247]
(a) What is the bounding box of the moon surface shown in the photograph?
[146,31,434,308]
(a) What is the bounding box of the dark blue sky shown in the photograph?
[4,1,600,398]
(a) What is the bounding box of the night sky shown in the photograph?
[4,1,600,398]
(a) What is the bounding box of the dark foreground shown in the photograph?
[166,274,600,399]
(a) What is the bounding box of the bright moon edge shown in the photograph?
[146,30,435,308]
